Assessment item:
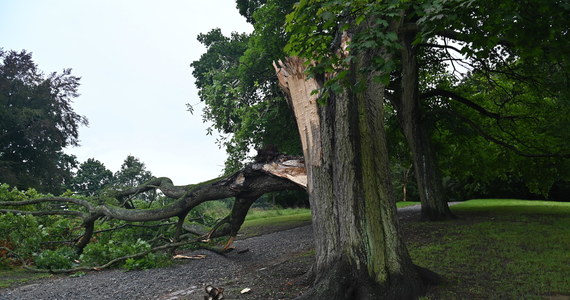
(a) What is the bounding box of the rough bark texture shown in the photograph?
[275,52,424,299]
[397,22,454,221]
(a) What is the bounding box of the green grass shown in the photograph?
[452,198,570,214]
[0,268,51,288]
[243,211,311,227]
[408,199,570,299]
[396,201,420,208]
[244,207,311,221]
[239,209,312,238]
[236,202,419,238]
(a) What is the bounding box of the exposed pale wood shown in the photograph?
[260,159,307,188]
[273,58,322,167]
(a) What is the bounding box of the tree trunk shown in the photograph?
[397,23,454,221]
[275,52,425,299]
[402,164,413,202]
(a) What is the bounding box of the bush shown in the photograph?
[123,252,171,271]
[80,237,171,270]
[34,247,77,270]
[0,183,179,271]
[80,238,161,268]
[0,213,47,259]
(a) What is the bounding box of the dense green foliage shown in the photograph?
[283,0,570,200]
[192,0,570,202]
[191,0,301,173]
[70,158,113,197]
[0,184,173,271]
[0,49,87,194]
[423,0,570,199]
[0,182,307,273]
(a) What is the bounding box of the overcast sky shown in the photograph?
[0,1,253,184]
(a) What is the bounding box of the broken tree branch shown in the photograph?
[0,156,307,257]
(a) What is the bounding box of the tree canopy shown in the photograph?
[70,158,113,197]
[0,49,87,194]
[191,0,301,173]
[112,155,156,206]
[284,0,570,201]
[192,0,570,212]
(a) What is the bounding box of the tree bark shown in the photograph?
[397,22,454,221]
[275,52,425,299]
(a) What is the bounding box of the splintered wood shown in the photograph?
[261,159,307,188]
[273,57,322,166]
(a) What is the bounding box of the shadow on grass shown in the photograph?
[405,199,570,299]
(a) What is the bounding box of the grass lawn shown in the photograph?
[239,208,312,238]
[238,202,418,237]
[397,201,421,208]
[406,199,570,299]
[0,268,50,288]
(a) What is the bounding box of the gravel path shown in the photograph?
[0,226,315,300]
[0,205,429,300]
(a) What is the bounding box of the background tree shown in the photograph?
[415,0,570,201]
[0,49,87,194]
[365,0,570,218]
[112,155,156,206]
[71,158,113,196]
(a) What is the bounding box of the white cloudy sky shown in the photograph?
[0,1,253,184]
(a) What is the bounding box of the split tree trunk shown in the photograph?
[275,53,424,299]
[397,23,454,221]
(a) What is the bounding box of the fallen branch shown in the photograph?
[22,239,199,274]
[0,155,307,270]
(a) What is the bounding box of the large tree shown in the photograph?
[0,49,87,193]
[272,0,569,295]
[275,56,427,298]
[274,1,447,297]
[414,0,570,200]
[203,0,570,221]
